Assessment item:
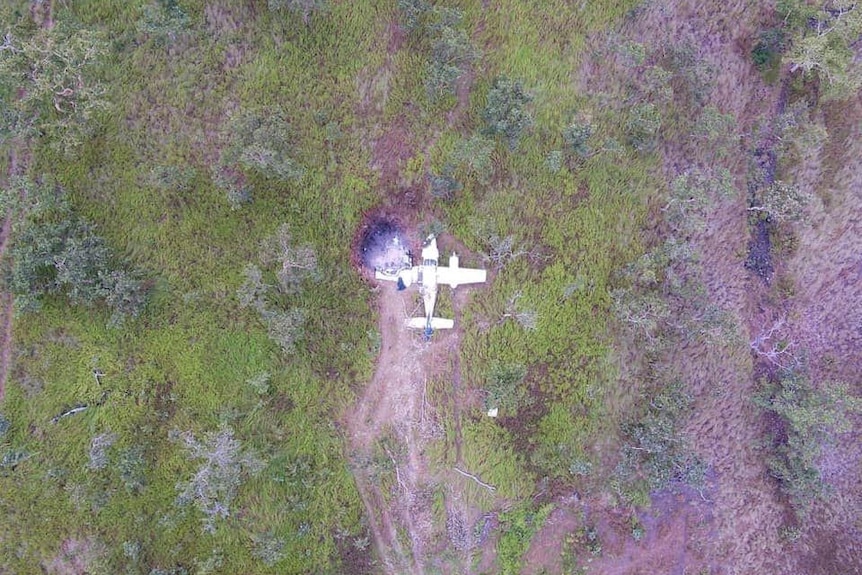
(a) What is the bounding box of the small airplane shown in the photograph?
[375,235,486,337]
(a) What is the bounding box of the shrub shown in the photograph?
[172,427,263,533]
[237,226,316,353]
[451,135,494,183]
[752,28,785,73]
[748,181,811,223]
[616,381,706,498]
[496,504,553,575]
[0,25,110,152]
[137,0,191,45]
[562,119,594,159]
[424,10,478,99]
[5,178,148,323]
[147,165,196,193]
[429,168,462,200]
[252,530,287,566]
[258,224,320,294]
[261,308,306,354]
[482,77,533,149]
[484,363,529,416]
[624,102,661,152]
[87,432,117,471]
[755,370,861,513]
[116,446,147,493]
[397,0,430,32]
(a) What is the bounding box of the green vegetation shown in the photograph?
[781,0,862,100]
[0,0,379,572]
[755,370,861,514]
[2,0,858,573]
[614,382,706,505]
[3,177,147,325]
[496,503,553,575]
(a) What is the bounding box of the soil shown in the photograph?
[44,538,105,575]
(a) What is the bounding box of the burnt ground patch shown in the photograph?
[353,213,412,275]
[745,218,774,283]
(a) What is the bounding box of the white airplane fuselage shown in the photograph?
[374,234,486,334]
[418,239,441,331]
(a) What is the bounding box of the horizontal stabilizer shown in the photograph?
[406,317,454,330]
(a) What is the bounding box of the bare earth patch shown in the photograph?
[344,273,454,574]
[44,538,105,575]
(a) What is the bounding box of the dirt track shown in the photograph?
[345,280,436,574]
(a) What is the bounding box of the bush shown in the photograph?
[258,224,320,294]
[215,109,304,208]
[147,165,196,193]
[397,0,430,32]
[0,25,110,152]
[624,102,661,152]
[429,168,462,200]
[236,226,316,353]
[755,370,861,513]
[172,427,263,533]
[562,119,594,159]
[615,381,706,499]
[484,363,529,416]
[752,28,785,74]
[251,530,287,566]
[496,504,553,575]
[137,0,191,45]
[427,25,478,99]
[749,181,811,223]
[482,77,533,149]
[4,178,148,323]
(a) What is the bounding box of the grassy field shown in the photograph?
[1,1,388,573]
[0,0,665,572]
[7,0,857,574]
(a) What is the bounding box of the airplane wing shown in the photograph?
[436,266,486,287]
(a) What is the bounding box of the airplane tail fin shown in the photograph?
[406,317,454,330]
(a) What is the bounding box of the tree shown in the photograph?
[0,24,109,152]
[663,168,733,235]
[755,369,862,513]
[482,76,533,149]
[229,109,305,182]
[426,24,478,99]
[615,381,706,498]
[237,225,316,353]
[784,0,862,99]
[258,223,320,294]
[172,427,263,533]
[748,181,811,223]
[3,178,147,322]
[624,102,661,152]
[214,109,303,208]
